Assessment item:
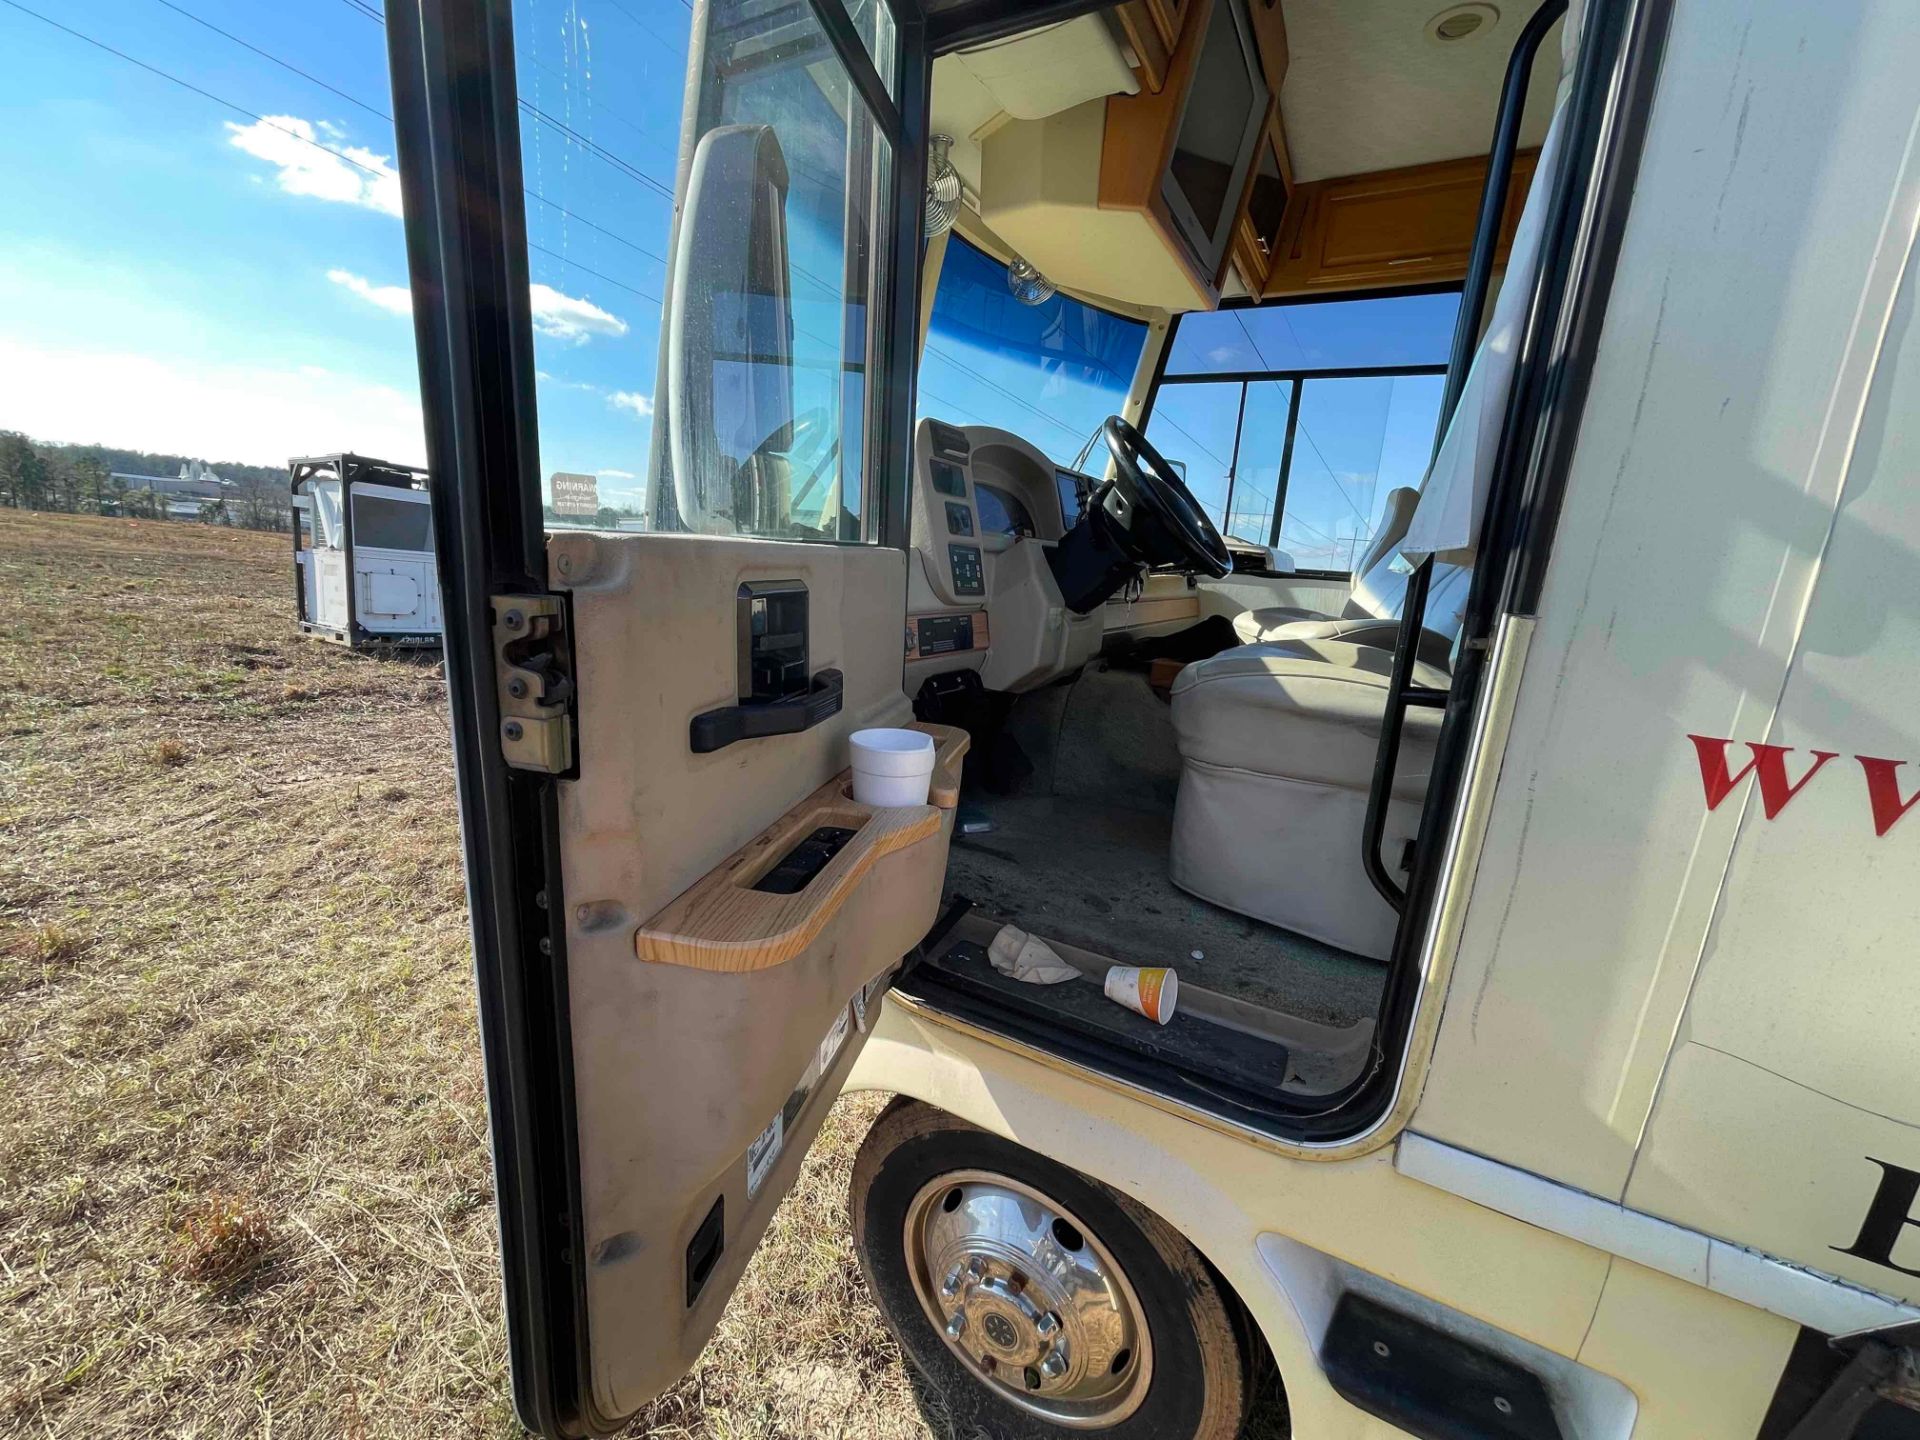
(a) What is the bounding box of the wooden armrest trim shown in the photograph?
[909,721,971,809]
[633,723,970,972]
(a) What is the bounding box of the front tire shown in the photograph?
[850,1098,1251,1439]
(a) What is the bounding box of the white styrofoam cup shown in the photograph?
[849,728,936,807]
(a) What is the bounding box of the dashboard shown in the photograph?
[906,419,1106,694]
[973,482,1033,539]
[905,417,1210,696]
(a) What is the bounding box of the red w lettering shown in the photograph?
[1857,755,1920,838]
[1687,735,1839,819]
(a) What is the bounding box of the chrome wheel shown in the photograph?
[903,1169,1153,1428]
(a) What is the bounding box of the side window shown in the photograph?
[1147,294,1457,568]
[1281,374,1444,570]
[518,0,894,541]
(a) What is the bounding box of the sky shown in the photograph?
[0,0,692,511]
[0,0,1453,542]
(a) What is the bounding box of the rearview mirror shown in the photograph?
[666,124,796,535]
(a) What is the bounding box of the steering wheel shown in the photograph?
[1100,416,1232,579]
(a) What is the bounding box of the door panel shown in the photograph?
[552,533,951,1414]
[384,0,931,1428]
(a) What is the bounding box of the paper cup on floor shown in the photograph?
[849,728,936,807]
[1104,966,1178,1025]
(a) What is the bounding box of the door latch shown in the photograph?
[492,594,575,774]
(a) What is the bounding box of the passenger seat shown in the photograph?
[1232,487,1419,649]
[1167,637,1446,960]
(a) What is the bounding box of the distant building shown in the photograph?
[107,461,236,520]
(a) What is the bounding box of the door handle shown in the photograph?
[688,667,845,753]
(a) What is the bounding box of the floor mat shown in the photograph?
[945,792,1384,1028]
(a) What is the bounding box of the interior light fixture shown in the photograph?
[1427,3,1499,42]
[1006,255,1056,306]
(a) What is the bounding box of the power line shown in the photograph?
[530,241,661,308]
[170,0,673,271]
[517,95,675,201]
[1254,308,1375,528]
[152,0,387,121]
[1233,309,1369,528]
[914,386,996,432]
[922,343,1085,445]
[1,0,316,138]
[14,0,672,311]
[320,0,683,204]
[335,0,382,23]
[518,49,680,160]
[601,0,689,59]
[525,191,667,269]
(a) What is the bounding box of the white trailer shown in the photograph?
[290,453,440,649]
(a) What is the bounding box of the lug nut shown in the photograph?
[945,1311,968,1340]
[1039,1349,1069,1381]
[1034,1311,1060,1339]
[941,1258,986,1301]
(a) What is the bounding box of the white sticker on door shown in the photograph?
[745,1110,784,1199]
[818,1005,853,1076]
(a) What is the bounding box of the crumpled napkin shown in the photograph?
[987,924,1079,985]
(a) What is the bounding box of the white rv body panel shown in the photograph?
[850,0,1920,1432]
[1405,0,1920,1272]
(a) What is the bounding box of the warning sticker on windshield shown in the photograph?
[745,1111,783,1199]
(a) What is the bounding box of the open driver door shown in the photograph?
[385,1,941,1432]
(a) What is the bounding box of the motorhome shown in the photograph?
[381,0,1920,1435]
[290,452,441,648]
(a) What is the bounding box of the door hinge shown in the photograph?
[492,594,575,774]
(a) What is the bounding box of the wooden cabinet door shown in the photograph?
[1146,0,1190,52]
[1244,0,1289,92]
[1265,150,1539,296]
[1112,0,1169,93]
[1230,108,1293,293]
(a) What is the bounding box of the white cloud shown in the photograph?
[225,116,402,218]
[535,371,601,393]
[0,336,426,470]
[530,283,628,344]
[597,468,636,479]
[327,268,412,316]
[326,271,624,346]
[608,390,653,418]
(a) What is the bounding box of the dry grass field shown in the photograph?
[0,511,929,1438]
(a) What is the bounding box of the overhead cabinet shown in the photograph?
[1261,150,1541,297]
[998,0,1528,311]
[1097,0,1281,307]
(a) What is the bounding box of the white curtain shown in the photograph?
[1401,0,1586,565]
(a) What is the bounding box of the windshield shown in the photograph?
[917,237,1147,469]
[1146,293,1458,567]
